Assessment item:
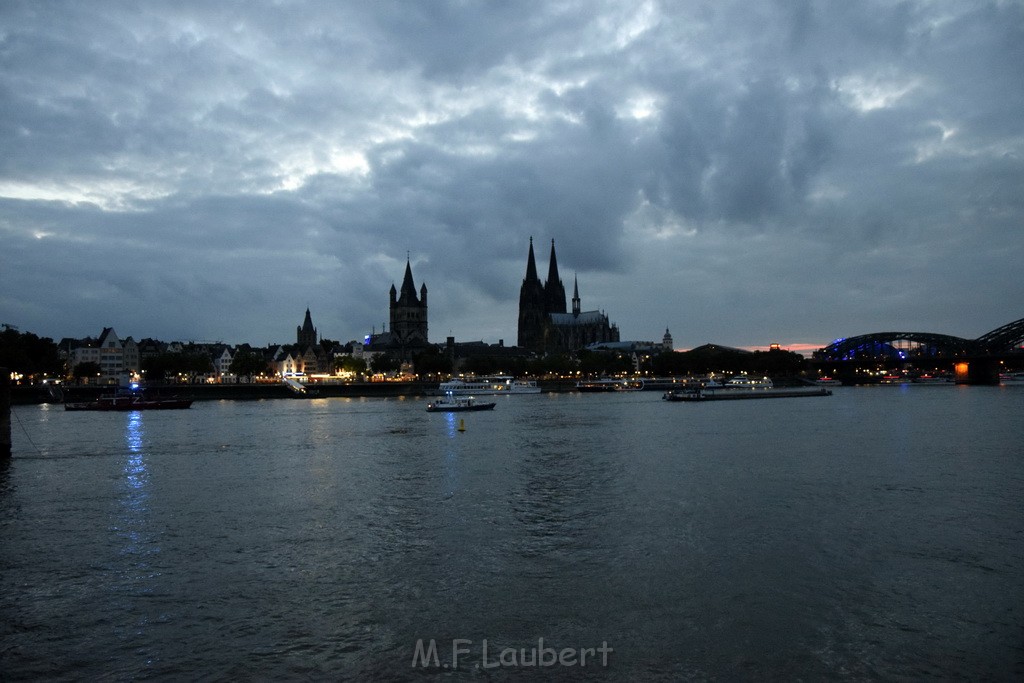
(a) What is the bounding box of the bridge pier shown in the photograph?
[956,358,1000,385]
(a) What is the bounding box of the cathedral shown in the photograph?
[517,238,619,354]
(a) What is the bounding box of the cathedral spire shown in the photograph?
[524,236,539,283]
[572,274,581,316]
[547,239,561,287]
[544,238,566,314]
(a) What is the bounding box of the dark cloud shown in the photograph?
[1,0,1021,348]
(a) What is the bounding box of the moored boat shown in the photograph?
[576,378,644,392]
[911,374,954,384]
[664,386,831,401]
[64,386,192,411]
[723,374,774,388]
[437,376,540,395]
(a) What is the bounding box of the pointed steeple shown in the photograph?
[297,308,317,346]
[544,238,567,314]
[524,236,539,283]
[572,274,581,316]
[400,257,418,301]
[547,239,561,286]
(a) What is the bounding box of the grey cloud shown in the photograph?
[1,0,1021,348]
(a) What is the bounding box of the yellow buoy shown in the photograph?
[458,418,466,432]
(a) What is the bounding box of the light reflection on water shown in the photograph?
[121,410,148,512]
[115,410,159,617]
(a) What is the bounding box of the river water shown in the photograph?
[2,386,1022,680]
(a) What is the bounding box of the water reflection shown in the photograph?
[442,412,460,498]
[116,411,158,578]
[444,410,458,438]
[124,411,147,497]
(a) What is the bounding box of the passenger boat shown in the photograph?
[425,395,497,412]
[437,375,540,395]
[911,374,953,384]
[64,386,192,411]
[663,386,831,402]
[723,374,774,388]
[576,378,644,392]
[815,377,842,386]
[999,372,1024,384]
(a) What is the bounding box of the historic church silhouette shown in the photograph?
[517,238,619,354]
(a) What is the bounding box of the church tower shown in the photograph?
[663,328,674,351]
[518,237,547,350]
[297,308,317,347]
[390,257,428,347]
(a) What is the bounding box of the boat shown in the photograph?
[663,386,831,401]
[425,395,497,412]
[634,377,679,391]
[282,376,320,397]
[999,372,1024,384]
[64,386,193,411]
[576,378,644,392]
[815,377,842,386]
[437,376,541,395]
[723,374,774,388]
[911,374,954,384]
[576,379,620,392]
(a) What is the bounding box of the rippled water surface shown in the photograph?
[2,387,1023,680]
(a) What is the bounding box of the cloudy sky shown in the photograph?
[2,1,1021,351]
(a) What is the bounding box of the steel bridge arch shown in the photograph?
[974,317,1024,353]
[818,332,976,361]
[817,316,1024,360]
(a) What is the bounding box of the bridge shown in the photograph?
[813,317,1024,384]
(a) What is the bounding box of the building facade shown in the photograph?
[68,327,141,384]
